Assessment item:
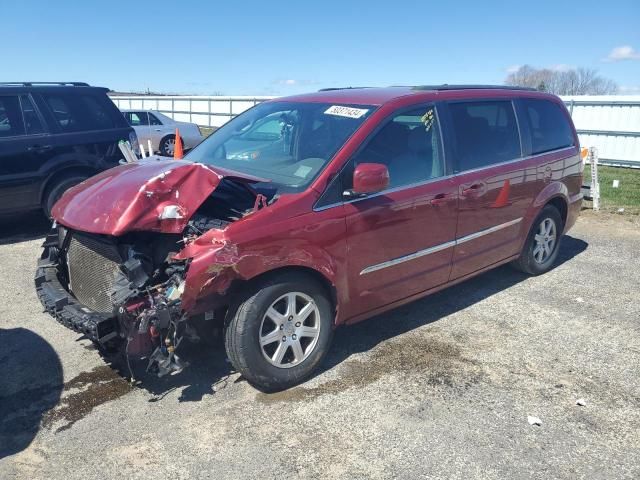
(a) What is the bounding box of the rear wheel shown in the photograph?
[43,175,87,218]
[512,205,563,275]
[159,135,182,156]
[224,273,334,392]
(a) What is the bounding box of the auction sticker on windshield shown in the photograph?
[324,105,369,119]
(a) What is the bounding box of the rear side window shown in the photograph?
[521,99,574,154]
[127,111,163,126]
[449,100,521,171]
[42,93,116,132]
[0,96,25,137]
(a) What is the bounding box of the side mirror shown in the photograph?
[348,163,390,197]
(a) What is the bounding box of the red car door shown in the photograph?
[446,99,535,279]
[337,106,458,320]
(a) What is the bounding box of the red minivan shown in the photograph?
[36,86,583,391]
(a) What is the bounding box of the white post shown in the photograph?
[147,139,153,156]
[139,143,147,158]
[589,147,600,211]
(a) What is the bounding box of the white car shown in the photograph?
[121,110,203,157]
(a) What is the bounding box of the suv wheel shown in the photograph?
[43,175,87,218]
[224,273,334,392]
[159,135,176,156]
[512,205,563,275]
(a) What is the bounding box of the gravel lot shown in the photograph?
[1,211,639,480]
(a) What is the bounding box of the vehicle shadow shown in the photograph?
[320,235,588,376]
[121,235,587,399]
[0,328,63,459]
[0,211,50,246]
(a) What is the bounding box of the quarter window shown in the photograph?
[349,106,445,189]
[43,94,115,132]
[0,96,24,137]
[449,101,521,171]
[522,99,574,154]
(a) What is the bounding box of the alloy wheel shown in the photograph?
[533,218,557,264]
[259,292,321,368]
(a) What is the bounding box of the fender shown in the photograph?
[519,180,569,247]
[177,238,342,316]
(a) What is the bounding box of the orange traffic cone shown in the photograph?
[173,128,184,160]
[491,179,511,208]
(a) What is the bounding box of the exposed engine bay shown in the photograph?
[37,176,273,378]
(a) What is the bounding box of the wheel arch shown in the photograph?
[40,166,96,204]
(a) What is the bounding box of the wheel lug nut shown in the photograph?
[282,336,286,342]
[280,325,284,330]
[288,316,293,321]
[292,334,297,340]
[295,322,301,327]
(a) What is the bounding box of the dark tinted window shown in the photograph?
[148,113,162,125]
[20,95,45,135]
[0,96,25,137]
[449,100,521,171]
[522,99,574,154]
[43,94,115,132]
[81,95,115,129]
[350,106,444,189]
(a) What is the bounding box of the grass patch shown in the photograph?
[584,165,640,213]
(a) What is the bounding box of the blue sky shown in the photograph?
[2,0,639,95]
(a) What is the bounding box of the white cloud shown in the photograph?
[276,79,297,86]
[603,45,640,62]
[549,63,574,72]
[506,65,521,73]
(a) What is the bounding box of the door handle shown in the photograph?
[461,183,483,196]
[430,193,450,206]
[27,144,53,153]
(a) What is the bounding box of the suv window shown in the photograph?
[20,95,45,135]
[350,106,444,189]
[521,99,574,154]
[449,100,521,171]
[42,94,115,132]
[0,96,25,138]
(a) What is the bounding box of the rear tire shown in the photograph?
[159,135,182,157]
[43,175,87,218]
[224,272,334,392]
[512,205,563,275]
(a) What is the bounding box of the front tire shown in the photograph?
[43,175,87,218]
[224,273,334,392]
[512,205,563,275]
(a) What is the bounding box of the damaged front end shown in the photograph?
[35,158,271,378]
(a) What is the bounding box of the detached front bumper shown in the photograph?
[34,232,119,344]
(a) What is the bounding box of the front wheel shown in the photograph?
[224,273,334,392]
[512,205,563,275]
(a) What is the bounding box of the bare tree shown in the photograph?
[505,65,618,95]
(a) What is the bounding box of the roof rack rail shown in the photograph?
[409,84,536,92]
[0,82,90,87]
[318,87,372,92]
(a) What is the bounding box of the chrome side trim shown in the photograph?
[359,217,523,275]
[455,217,523,245]
[360,240,456,275]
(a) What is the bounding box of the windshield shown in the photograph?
[186,101,375,193]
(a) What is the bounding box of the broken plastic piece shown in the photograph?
[576,398,586,406]
[527,416,542,426]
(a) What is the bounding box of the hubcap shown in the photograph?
[533,218,557,264]
[259,292,321,369]
[164,138,175,156]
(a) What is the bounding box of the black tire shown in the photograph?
[43,175,87,218]
[224,272,334,392]
[512,205,563,275]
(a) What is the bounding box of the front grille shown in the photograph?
[66,233,122,313]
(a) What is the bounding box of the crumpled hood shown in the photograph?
[52,157,266,236]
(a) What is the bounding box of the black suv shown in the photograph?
[0,82,136,216]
